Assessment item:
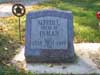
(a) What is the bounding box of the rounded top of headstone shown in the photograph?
[27,9,73,19]
[28,9,72,14]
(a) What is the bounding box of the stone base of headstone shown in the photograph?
[25,50,76,63]
[11,44,100,74]
[25,57,76,63]
[25,59,99,74]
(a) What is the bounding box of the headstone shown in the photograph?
[25,9,75,63]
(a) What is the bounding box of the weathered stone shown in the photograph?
[25,9,75,63]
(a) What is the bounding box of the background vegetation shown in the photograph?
[43,0,100,43]
[0,0,100,75]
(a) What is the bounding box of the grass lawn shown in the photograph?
[0,0,100,43]
[42,0,100,43]
[0,0,100,75]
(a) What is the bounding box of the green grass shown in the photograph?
[0,0,100,75]
[0,17,24,64]
[42,0,100,42]
[1,0,100,43]
[0,65,42,75]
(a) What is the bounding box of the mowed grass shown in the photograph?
[0,0,100,45]
[42,0,100,43]
[0,5,51,64]
[0,0,100,75]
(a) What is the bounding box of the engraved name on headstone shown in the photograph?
[25,10,75,63]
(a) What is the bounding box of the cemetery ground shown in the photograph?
[0,0,100,75]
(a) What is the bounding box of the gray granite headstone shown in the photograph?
[25,9,75,63]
